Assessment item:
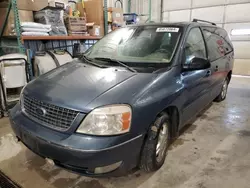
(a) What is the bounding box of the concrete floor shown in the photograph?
[0,77,250,188]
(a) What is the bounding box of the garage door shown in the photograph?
[162,0,250,75]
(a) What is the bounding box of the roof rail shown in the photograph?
[192,19,216,26]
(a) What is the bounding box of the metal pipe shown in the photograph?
[128,0,131,13]
[0,2,12,39]
[160,0,163,22]
[0,71,4,118]
[0,67,8,114]
[104,0,108,35]
[148,0,151,21]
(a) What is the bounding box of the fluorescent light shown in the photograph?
[231,29,250,36]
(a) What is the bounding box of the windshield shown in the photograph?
[85,25,182,65]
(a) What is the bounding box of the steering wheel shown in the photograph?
[154,48,171,58]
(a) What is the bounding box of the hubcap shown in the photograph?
[156,123,169,163]
[221,80,228,99]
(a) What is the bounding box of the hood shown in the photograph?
[24,61,138,112]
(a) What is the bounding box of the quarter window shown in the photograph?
[202,27,233,61]
[218,28,233,54]
[184,28,206,64]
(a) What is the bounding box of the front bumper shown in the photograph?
[9,104,144,176]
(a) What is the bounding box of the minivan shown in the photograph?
[10,19,234,176]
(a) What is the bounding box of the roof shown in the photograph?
[130,21,220,28]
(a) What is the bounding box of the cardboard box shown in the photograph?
[0,0,48,11]
[108,7,123,24]
[0,8,34,36]
[88,25,101,36]
[48,0,68,9]
[84,0,104,36]
[68,31,89,36]
[65,17,87,32]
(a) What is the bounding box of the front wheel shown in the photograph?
[140,113,171,172]
[214,77,229,102]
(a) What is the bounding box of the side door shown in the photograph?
[181,27,213,126]
[201,27,233,99]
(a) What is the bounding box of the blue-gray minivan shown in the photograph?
[10,20,234,176]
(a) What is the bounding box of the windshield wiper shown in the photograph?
[94,57,137,73]
[81,55,106,68]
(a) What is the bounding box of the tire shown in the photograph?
[214,77,229,102]
[140,113,171,172]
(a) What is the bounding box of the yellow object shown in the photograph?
[73,10,80,17]
[82,0,85,8]
[108,12,112,22]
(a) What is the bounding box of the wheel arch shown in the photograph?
[160,106,180,138]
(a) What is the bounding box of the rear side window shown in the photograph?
[218,28,233,54]
[202,27,233,61]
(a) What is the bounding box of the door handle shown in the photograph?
[214,66,219,72]
[205,70,212,77]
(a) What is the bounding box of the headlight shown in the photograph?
[77,105,132,136]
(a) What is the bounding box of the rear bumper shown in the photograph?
[10,104,144,176]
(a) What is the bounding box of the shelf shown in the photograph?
[21,36,102,41]
[6,95,19,103]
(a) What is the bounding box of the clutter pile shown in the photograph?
[0,0,125,37]
[34,8,68,36]
[108,7,124,31]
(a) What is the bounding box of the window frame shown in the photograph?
[201,26,233,62]
[182,26,208,65]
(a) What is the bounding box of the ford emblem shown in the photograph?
[36,107,46,116]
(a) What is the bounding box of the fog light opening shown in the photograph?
[94,161,122,174]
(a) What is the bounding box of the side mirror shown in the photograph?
[183,57,210,71]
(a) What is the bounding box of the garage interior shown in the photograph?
[0,0,250,188]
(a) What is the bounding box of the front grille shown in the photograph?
[23,95,78,131]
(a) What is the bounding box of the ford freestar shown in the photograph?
[10,19,234,176]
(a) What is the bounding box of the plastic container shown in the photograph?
[34,50,73,76]
[123,13,138,24]
[68,0,77,11]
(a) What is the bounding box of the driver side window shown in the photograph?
[185,28,206,64]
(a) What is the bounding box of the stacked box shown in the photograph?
[0,0,47,11]
[65,17,87,36]
[108,7,124,31]
[0,0,45,36]
[84,0,104,36]
[108,7,124,25]
[88,25,101,36]
[34,8,68,36]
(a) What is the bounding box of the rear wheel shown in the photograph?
[140,113,171,172]
[214,77,229,102]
